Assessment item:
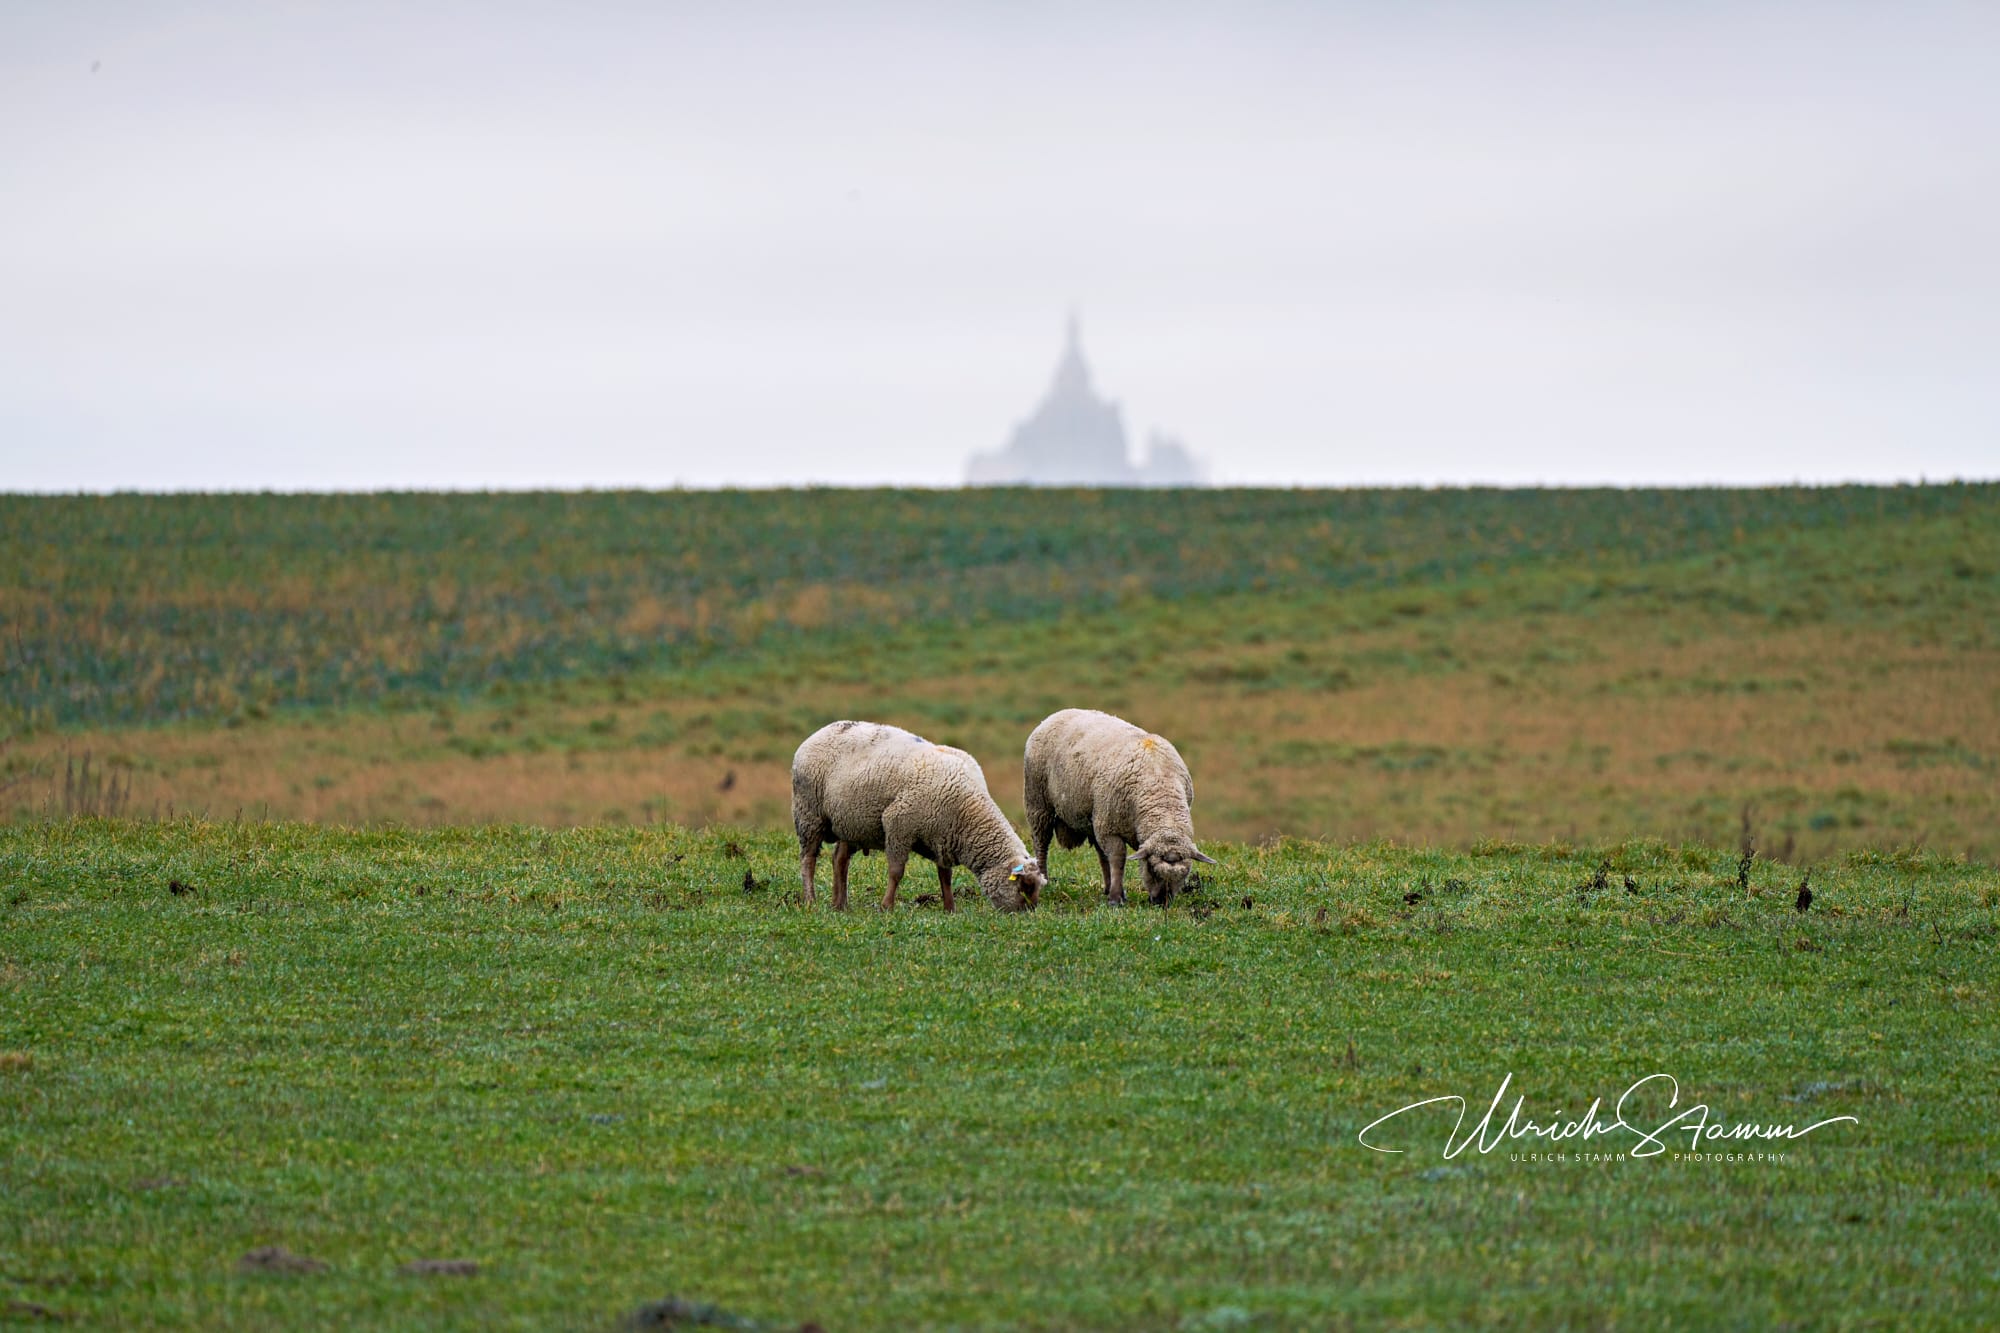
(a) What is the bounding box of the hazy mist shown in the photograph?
[4,1,1996,490]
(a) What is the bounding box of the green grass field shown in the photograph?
[7,485,1999,858]
[3,484,1987,732]
[3,821,1994,1329]
[4,484,1996,1328]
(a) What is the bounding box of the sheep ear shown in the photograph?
[1191,849,1218,865]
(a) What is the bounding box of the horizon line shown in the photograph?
[3,475,1996,499]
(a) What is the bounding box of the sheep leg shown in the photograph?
[938,862,956,913]
[831,841,854,911]
[799,837,821,905]
[1028,809,1054,876]
[881,844,909,911]
[1105,836,1129,906]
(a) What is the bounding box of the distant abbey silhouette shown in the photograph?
[965,317,1208,487]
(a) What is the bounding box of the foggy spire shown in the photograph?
[1053,311,1092,397]
[965,316,1208,487]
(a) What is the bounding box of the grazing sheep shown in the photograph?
[1023,708,1215,905]
[792,720,1047,912]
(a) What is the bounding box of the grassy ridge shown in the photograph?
[2,821,1995,1329]
[11,501,1997,858]
[5,484,1991,730]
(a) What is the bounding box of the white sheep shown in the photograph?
[791,720,1048,912]
[1023,708,1215,905]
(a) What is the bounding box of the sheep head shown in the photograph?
[983,856,1047,911]
[1134,833,1215,903]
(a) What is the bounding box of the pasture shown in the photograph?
[2,821,1994,1329]
[3,484,1996,1328]
[5,485,1998,859]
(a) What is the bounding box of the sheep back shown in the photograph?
[792,720,1028,874]
[1024,708,1194,846]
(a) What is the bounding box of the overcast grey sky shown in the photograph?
[3,1,1996,490]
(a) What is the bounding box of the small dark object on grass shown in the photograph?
[4,1299,68,1323]
[236,1246,329,1275]
[1737,846,1756,892]
[1796,869,1813,914]
[1403,890,1424,906]
[1590,861,1610,892]
[1624,873,1639,895]
[169,879,195,896]
[741,870,763,895]
[718,769,736,792]
[625,1296,764,1330]
[400,1259,479,1277]
[912,893,939,907]
[1240,895,1254,910]
[722,841,744,860]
